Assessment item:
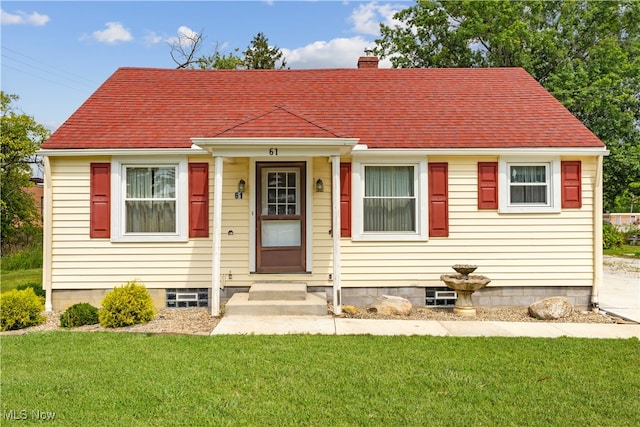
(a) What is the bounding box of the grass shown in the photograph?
[0,268,42,293]
[1,244,43,293]
[1,333,639,426]
[604,244,640,258]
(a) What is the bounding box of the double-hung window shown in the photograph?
[125,166,176,233]
[499,157,560,213]
[352,159,427,240]
[364,165,416,232]
[111,158,188,242]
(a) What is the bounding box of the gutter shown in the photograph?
[591,155,604,312]
[42,157,53,312]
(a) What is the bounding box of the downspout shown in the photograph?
[331,156,342,315]
[43,156,53,312]
[591,155,604,312]
[211,156,223,316]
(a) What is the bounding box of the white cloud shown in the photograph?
[1,9,49,26]
[90,22,133,44]
[281,2,403,69]
[165,26,200,48]
[143,30,163,46]
[348,2,403,36]
[283,37,392,69]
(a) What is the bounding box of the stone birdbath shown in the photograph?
[440,264,491,317]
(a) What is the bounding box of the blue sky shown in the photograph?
[2,1,409,131]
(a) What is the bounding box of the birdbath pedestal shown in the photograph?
[440,265,491,317]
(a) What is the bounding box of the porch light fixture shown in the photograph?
[237,179,246,194]
[315,179,324,192]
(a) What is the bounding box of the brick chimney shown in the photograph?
[357,56,379,69]
[358,49,379,68]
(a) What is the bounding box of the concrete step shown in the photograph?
[248,282,307,301]
[225,292,328,316]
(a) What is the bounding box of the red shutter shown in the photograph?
[189,163,209,237]
[477,162,498,209]
[561,161,582,208]
[340,163,352,237]
[90,163,110,238]
[428,163,449,237]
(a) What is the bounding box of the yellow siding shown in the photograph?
[339,156,598,289]
[48,156,335,292]
[47,155,598,293]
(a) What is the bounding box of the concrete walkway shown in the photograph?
[600,272,640,323]
[212,316,639,338]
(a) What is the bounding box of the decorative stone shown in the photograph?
[528,297,573,320]
[367,295,412,316]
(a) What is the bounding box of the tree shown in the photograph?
[168,28,205,69]
[243,32,287,70]
[1,92,50,252]
[374,0,640,211]
[169,30,285,70]
[194,43,244,70]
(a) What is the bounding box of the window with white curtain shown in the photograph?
[508,164,548,205]
[352,158,427,241]
[125,167,176,233]
[364,165,416,232]
[111,158,188,242]
[499,157,560,213]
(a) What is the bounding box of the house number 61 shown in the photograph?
[269,148,279,156]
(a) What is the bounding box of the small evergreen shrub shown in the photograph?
[60,303,99,328]
[0,288,45,331]
[98,281,157,328]
[603,222,624,249]
[16,282,45,298]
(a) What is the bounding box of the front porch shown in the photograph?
[192,137,359,316]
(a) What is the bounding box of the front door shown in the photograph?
[256,162,306,273]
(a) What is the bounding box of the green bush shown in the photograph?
[98,281,157,328]
[0,288,45,331]
[60,303,99,328]
[603,222,624,249]
[16,282,45,298]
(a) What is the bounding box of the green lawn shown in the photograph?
[604,244,640,258]
[0,268,42,293]
[1,333,638,426]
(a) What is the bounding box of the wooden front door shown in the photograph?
[256,162,306,273]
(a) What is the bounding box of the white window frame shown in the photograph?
[352,158,427,241]
[111,157,188,242]
[498,157,561,213]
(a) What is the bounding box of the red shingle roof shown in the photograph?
[42,66,604,150]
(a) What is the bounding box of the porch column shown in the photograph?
[211,155,223,316]
[331,155,342,315]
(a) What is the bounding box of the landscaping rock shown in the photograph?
[341,305,358,315]
[528,297,574,320]
[367,295,412,316]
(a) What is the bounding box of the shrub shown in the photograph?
[16,282,45,298]
[603,222,624,249]
[99,281,157,328]
[60,303,99,328]
[0,288,45,331]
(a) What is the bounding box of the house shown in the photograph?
[603,213,638,231]
[39,56,608,315]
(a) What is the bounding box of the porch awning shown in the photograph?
[191,137,359,158]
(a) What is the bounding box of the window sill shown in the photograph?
[111,234,189,243]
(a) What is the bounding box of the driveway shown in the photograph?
[600,256,640,323]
